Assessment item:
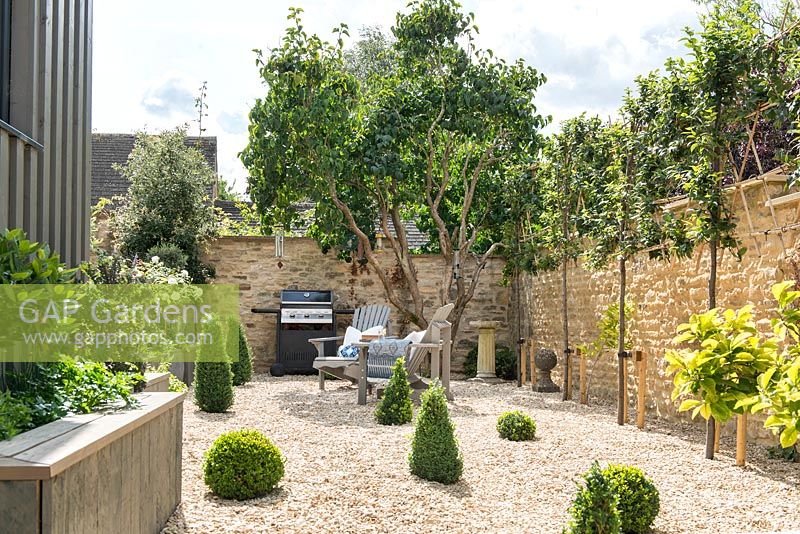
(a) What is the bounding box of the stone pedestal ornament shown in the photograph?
[533,348,561,393]
[469,320,502,380]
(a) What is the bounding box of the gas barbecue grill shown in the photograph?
[275,290,336,374]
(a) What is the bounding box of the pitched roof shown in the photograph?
[216,200,429,248]
[91,133,217,206]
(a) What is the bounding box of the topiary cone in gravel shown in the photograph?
[374,357,413,425]
[194,357,234,413]
[231,322,254,386]
[409,381,463,484]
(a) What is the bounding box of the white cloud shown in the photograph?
[92,0,702,195]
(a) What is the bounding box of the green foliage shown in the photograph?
[151,363,189,393]
[203,429,285,500]
[666,305,776,424]
[767,443,799,462]
[168,374,188,393]
[742,281,800,448]
[0,228,77,283]
[526,116,601,273]
[409,382,462,484]
[578,302,635,361]
[194,358,234,413]
[2,361,140,437]
[374,357,413,425]
[496,410,536,441]
[217,202,263,237]
[242,2,546,332]
[464,345,516,380]
[602,464,660,534]
[111,128,217,282]
[85,251,191,285]
[231,323,254,386]
[566,462,621,534]
[145,243,188,272]
[216,175,243,201]
[0,390,32,441]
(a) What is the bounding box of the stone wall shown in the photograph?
[203,237,510,374]
[520,175,798,442]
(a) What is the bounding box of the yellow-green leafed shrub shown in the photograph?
[496,410,536,441]
[740,282,800,448]
[203,429,285,500]
[665,305,776,425]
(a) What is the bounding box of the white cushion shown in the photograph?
[342,326,361,346]
[362,325,385,337]
[404,330,425,344]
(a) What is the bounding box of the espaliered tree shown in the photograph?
[666,0,772,459]
[581,76,678,425]
[530,116,597,399]
[241,1,547,338]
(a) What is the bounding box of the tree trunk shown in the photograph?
[617,256,627,426]
[705,238,718,459]
[514,262,522,387]
[561,255,570,401]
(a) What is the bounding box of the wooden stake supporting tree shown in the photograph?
[578,348,588,405]
[636,350,646,430]
[736,413,748,467]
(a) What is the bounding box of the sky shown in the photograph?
[92,0,704,197]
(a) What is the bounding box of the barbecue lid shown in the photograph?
[280,290,333,305]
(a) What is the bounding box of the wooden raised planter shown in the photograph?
[143,372,171,392]
[0,392,186,534]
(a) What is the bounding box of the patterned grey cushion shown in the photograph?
[367,338,412,379]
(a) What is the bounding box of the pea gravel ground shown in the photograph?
[162,375,800,534]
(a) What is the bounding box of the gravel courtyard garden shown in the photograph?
[162,375,800,534]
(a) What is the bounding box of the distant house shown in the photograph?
[91,133,429,249]
[91,133,218,206]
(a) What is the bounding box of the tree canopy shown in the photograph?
[242,0,547,335]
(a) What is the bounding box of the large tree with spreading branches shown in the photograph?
[241,1,547,338]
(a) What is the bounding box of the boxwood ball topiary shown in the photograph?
[496,410,536,441]
[409,382,463,484]
[203,429,285,500]
[194,359,234,413]
[374,357,413,425]
[602,464,660,534]
[566,462,621,534]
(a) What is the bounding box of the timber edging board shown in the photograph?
[0,392,185,481]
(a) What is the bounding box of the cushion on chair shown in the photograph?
[404,330,425,344]
[337,344,359,359]
[342,326,361,346]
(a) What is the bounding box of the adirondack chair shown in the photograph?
[367,303,455,401]
[310,304,391,389]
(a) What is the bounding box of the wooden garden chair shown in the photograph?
[310,304,390,389]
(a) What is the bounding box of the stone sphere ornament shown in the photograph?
[533,348,561,393]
